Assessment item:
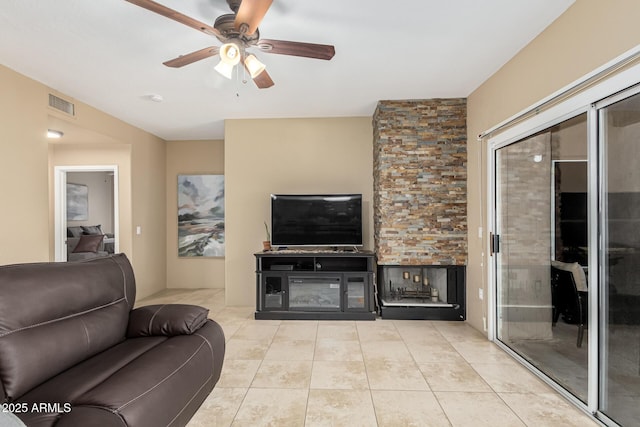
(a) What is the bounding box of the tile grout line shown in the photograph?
[401,319,455,427]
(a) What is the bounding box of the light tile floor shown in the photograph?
[137,289,599,427]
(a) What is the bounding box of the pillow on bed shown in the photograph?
[67,226,84,238]
[81,225,103,235]
[72,234,104,253]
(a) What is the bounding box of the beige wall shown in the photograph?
[166,140,225,289]
[1,64,167,299]
[466,0,640,333]
[225,117,374,306]
[129,128,167,299]
[0,65,50,264]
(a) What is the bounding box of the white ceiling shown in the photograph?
[0,0,574,140]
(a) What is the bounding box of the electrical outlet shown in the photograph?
[478,288,484,300]
[478,226,483,238]
[483,316,487,331]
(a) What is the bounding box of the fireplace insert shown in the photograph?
[377,265,465,320]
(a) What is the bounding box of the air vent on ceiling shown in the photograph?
[48,94,75,116]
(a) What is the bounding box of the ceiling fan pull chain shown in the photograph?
[242,63,248,85]
[235,65,241,98]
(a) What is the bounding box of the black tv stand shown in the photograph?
[273,246,359,253]
[254,250,376,320]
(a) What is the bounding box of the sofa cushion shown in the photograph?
[0,255,136,401]
[17,337,167,409]
[72,234,105,253]
[127,305,209,337]
[76,333,216,426]
[18,320,225,427]
[68,251,109,262]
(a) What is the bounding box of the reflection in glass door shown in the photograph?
[495,114,588,402]
[599,91,640,425]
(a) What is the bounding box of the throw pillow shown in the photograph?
[67,226,84,238]
[72,234,104,253]
[81,225,103,235]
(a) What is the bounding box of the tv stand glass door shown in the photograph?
[288,276,341,311]
[264,274,286,310]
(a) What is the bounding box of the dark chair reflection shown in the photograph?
[551,260,588,347]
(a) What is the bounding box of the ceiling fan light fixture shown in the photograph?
[126,0,334,90]
[214,60,235,79]
[244,54,266,78]
[219,43,241,65]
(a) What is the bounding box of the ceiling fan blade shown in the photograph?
[234,0,273,36]
[257,39,335,60]
[125,0,221,37]
[252,69,275,89]
[163,46,219,68]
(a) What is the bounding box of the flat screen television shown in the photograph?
[271,194,363,247]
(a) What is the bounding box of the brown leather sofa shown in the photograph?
[0,254,225,427]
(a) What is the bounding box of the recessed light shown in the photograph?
[143,94,164,103]
[47,129,63,139]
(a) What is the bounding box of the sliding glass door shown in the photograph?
[598,90,640,425]
[492,85,640,426]
[495,114,588,402]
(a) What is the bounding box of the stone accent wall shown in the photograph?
[373,99,467,266]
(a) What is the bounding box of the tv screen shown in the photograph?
[271,194,363,247]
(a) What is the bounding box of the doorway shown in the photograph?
[54,165,119,262]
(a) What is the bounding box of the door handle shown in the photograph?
[490,232,500,255]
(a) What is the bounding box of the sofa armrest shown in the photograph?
[127,304,209,337]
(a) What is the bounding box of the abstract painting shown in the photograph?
[67,183,88,221]
[177,174,224,257]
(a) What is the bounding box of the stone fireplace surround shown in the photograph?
[373,98,468,318]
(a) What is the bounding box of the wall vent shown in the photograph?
[48,94,75,116]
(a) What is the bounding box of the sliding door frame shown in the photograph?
[593,84,640,425]
[485,46,640,423]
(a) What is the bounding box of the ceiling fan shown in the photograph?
[125,0,335,88]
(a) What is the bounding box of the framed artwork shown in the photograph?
[177,174,225,257]
[67,183,88,221]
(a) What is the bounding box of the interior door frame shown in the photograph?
[54,165,119,262]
